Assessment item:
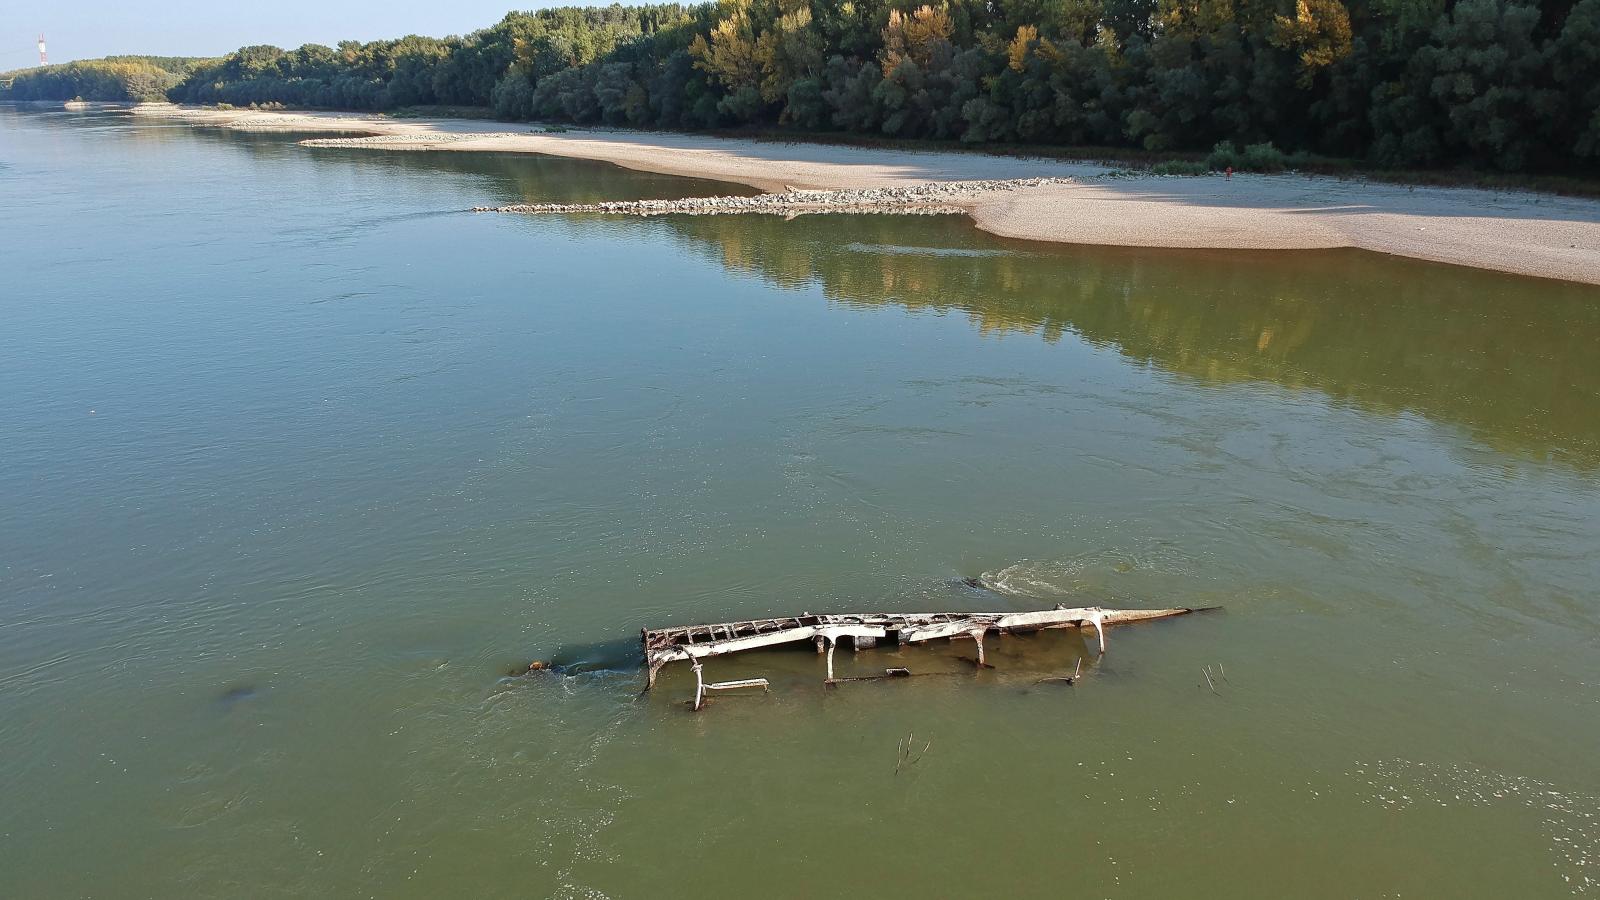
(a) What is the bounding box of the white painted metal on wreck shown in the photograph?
[642,605,1211,709]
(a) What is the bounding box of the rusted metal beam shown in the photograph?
[642,605,1213,709]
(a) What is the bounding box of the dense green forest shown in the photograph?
[10,0,1600,170]
[1,56,215,102]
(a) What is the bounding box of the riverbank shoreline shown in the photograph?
[128,103,1600,285]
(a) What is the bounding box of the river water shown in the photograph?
[2,107,1597,898]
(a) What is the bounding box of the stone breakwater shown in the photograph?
[301,133,482,146]
[471,178,1076,216]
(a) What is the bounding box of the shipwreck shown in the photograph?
[640,604,1212,710]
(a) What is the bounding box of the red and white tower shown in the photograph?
[38,34,47,66]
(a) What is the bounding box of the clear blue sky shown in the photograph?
[5,1,557,72]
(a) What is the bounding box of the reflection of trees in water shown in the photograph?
[107,114,1600,469]
[657,212,1600,469]
[185,122,755,205]
[311,148,755,205]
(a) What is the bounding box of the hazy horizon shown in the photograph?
[3,2,573,73]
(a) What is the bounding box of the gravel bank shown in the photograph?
[129,104,1600,285]
[473,179,1072,216]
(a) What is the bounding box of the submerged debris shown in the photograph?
[896,732,932,775]
[215,684,259,708]
[642,605,1214,711]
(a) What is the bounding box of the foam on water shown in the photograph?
[1352,758,1599,894]
[979,544,1200,598]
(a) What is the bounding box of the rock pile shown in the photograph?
[472,177,1074,216]
[301,133,482,146]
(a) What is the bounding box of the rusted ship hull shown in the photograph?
[642,605,1212,710]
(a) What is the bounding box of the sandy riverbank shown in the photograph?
[130,103,1600,285]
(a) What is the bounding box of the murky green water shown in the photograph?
[2,107,1598,899]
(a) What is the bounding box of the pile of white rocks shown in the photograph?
[300,133,484,146]
[472,177,1075,216]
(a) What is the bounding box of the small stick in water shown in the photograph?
[895,732,932,774]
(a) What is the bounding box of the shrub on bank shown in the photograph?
[1207,141,1290,173]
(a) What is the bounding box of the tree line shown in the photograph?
[2,56,214,102]
[11,1,1600,171]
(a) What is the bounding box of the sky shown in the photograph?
[3,1,551,72]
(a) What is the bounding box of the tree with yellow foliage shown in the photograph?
[756,2,824,102]
[689,3,763,95]
[1271,0,1354,86]
[880,5,956,76]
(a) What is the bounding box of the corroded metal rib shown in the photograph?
[641,605,1211,702]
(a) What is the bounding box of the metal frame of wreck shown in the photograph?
[641,605,1206,710]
